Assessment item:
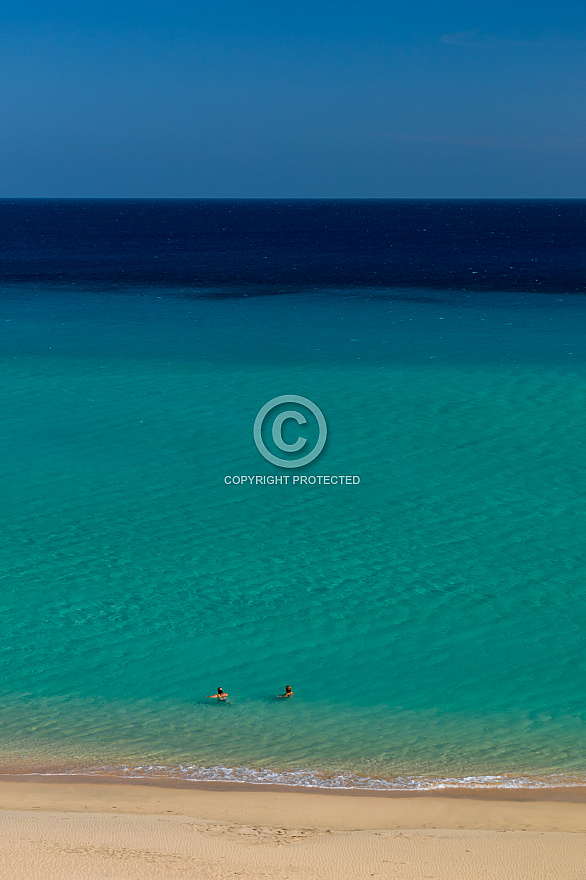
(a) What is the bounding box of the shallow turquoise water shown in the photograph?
[1,287,585,788]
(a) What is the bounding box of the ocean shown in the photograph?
[1,199,585,790]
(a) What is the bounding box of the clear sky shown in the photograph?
[1,1,585,197]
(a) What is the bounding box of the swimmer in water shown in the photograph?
[277,685,294,698]
[207,687,229,701]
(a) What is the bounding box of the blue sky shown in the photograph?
[1,1,585,196]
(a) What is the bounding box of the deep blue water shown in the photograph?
[1,199,584,293]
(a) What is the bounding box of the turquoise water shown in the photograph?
[1,286,586,789]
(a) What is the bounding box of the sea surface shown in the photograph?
[0,200,585,790]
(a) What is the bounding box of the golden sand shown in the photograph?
[1,776,586,878]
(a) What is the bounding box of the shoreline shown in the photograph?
[4,771,586,802]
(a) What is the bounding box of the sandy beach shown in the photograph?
[1,777,586,878]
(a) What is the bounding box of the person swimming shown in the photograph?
[277,685,293,698]
[207,687,229,701]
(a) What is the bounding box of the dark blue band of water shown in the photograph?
[0,199,584,294]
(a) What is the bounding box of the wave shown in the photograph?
[17,764,586,791]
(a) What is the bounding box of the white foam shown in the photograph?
[26,764,586,791]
